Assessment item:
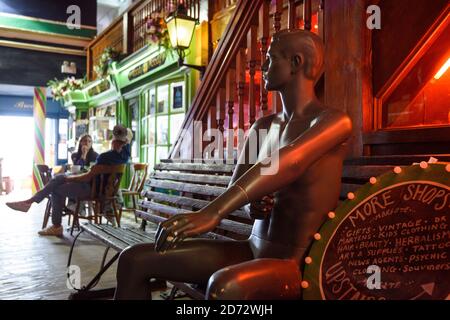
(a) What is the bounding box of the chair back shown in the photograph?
[128,163,148,193]
[36,165,52,189]
[88,164,126,200]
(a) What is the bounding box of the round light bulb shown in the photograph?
[369,177,377,184]
[394,166,402,174]
[420,161,428,169]
[301,281,309,289]
[446,164,450,172]
[305,257,313,264]
[328,211,336,219]
[347,192,355,200]
[314,233,321,240]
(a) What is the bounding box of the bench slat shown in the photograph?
[152,171,231,186]
[137,201,253,236]
[342,165,394,180]
[96,224,155,245]
[155,162,235,174]
[135,210,235,241]
[142,190,248,219]
[81,223,155,251]
[146,179,226,197]
[344,155,450,166]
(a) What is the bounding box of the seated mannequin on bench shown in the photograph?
[114,29,353,300]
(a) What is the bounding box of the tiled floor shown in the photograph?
[0,189,171,300]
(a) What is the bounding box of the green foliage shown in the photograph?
[94,47,123,79]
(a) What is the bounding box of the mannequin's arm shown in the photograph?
[210,109,352,216]
[155,110,352,251]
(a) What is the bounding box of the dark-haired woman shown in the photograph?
[71,134,98,168]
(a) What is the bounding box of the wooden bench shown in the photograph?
[71,154,450,299]
[69,160,247,300]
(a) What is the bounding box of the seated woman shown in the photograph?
[6,125,133,237]
[67,134,99,213]
[71,134,99,169]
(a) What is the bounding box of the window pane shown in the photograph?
[382,25,450,129]
[129,99,139,161]
[89,103,116,154]
[156,146,169,163]
[147,146,155,170]
[148,116,155,146]
[149,88,156,115]
[170,113,185,145]
[157,84,169,114]
[156,115,169,145]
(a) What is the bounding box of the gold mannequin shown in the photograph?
[114,29,352,300]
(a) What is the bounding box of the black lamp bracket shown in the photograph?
[176,49,205,77]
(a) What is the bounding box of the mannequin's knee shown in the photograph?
[206,268,244,300]
[118,244,145,271]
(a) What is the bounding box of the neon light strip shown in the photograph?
[434,57,450,79]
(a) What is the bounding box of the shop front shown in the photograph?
[112,44,193,169]
[64,76,120,157]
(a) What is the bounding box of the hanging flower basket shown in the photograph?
[94,47,123,79]
[146,11,173,55]
[47,77,86,102]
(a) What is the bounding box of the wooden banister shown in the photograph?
[259,0,270,117]
[169,0,265,158]
[169,0,322,160]
[236,47,246,155]
[304,0,312,31]
[288,0,297,29]
[273,0,283,33]
[247,24,258,126]
[226,68,236,160]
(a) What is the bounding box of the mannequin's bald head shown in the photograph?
[271,29,324,83]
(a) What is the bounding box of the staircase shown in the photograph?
[169,0,322,161]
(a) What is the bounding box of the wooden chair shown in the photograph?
[67,164,126,235]
[37,165,54,229]
[119,163,148,222]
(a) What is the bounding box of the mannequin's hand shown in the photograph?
[244,194,274,220]
[155,209,220,252]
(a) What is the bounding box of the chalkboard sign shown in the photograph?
[303,163,450,300]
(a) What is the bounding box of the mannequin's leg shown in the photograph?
[114,239,253,300]
[207,258,302,300]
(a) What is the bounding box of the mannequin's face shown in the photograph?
[261,41,293,91]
